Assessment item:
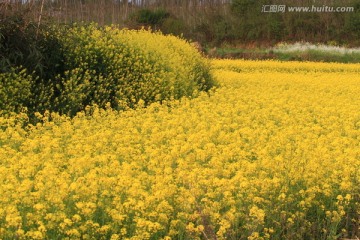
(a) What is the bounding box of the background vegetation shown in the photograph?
[1,0,360,47]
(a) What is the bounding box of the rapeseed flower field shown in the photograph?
[1,60,360,239]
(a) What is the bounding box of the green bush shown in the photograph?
[0,8,63,116]
[161,17,187,37]
[0,9,64,79]
[131,8,170,29]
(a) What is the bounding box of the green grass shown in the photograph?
[274,49,360,63]
[206,46,360,63]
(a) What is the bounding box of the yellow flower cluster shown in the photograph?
[1,60,360,239]
[0,68,33,114]
[56,24,214,116]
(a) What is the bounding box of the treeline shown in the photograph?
[1,0,360,46]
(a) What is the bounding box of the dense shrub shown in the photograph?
[161,17,187,37]
[0,9,64,79]
[132,8,170,28]
[0,9,64,115]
